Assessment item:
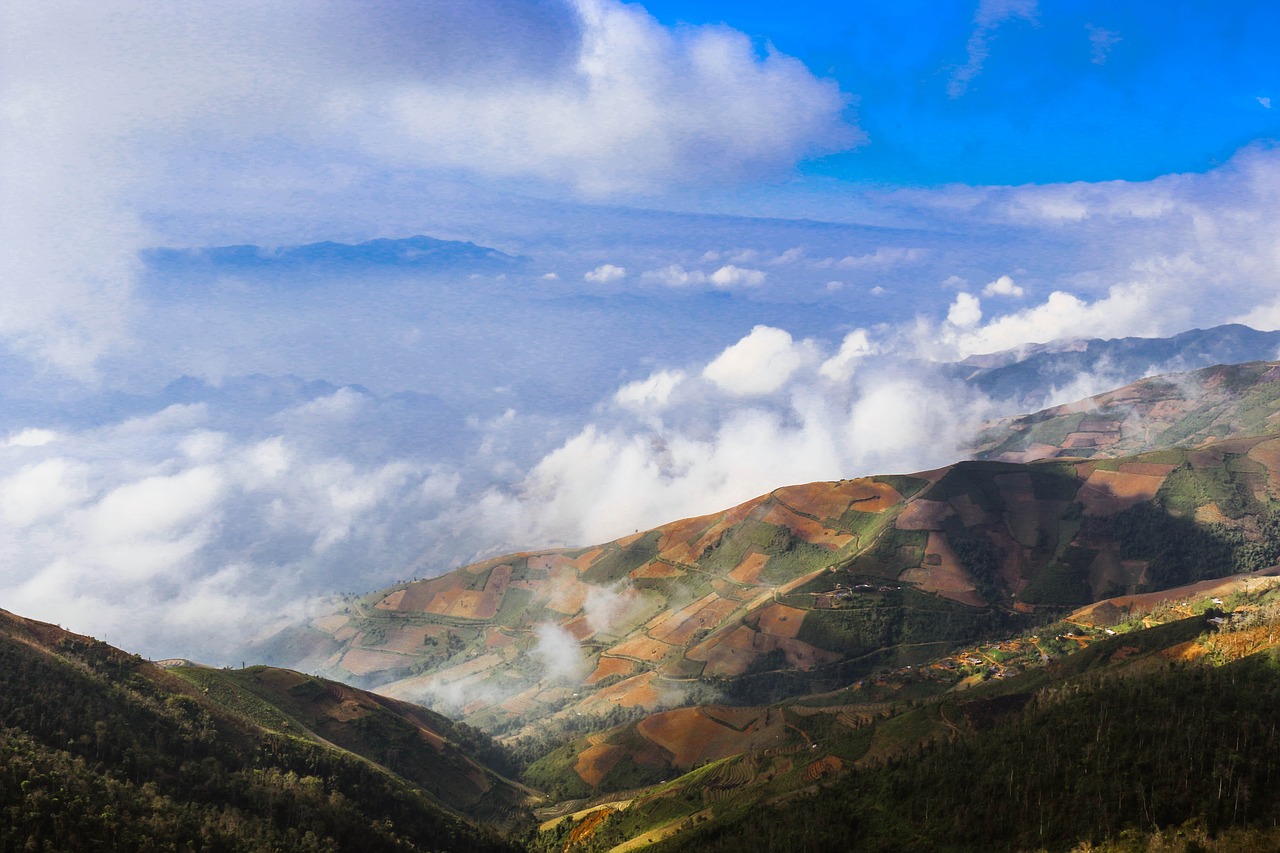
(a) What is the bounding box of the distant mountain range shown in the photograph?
[950,323,1280,406]
[144,234,528,275]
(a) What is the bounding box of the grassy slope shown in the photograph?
[0,608,522,852]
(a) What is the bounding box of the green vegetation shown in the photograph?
[0,613,518,853]
[874,474,929,501]
[582,530,663,585]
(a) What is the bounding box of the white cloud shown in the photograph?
[949,0,1039,98]
[1,0,854,375]
[709,264,766,288]
[532,621,586,680]
[585,263,627,283]
[703,325,809,395]
[947,292,983,327]
[818,329,876,382]
[614,369,685,409]
[826,247,926,269]
[1260,97,1272,110]
[643,264,706,286]
[6,428,58,448]
[982,274,1024,298]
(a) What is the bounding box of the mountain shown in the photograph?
[950,324,1280,407]
[262,370,1280,758]
[144,234,528,277]
[973,360,1280,462]
[0,607,527,851]
[568,580,1280,852]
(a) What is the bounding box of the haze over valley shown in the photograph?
[3,2,1280,850]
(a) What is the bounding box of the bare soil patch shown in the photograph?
[756,604,807,639]
[895,499,954,530]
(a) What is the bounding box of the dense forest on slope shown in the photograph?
[0,609,521,852]
[637,618,1280,853]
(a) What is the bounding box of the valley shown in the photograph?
[9,358,1280,851]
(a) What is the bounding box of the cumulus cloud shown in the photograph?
[614,369,684,409]
[709,264,766,288]
[1,0,854,375]
[702,326,810,395]
[947,292,983,328]
[818,329,876,382]
[641,263,765,289]
[982,274,1024,298]
[458,324,998,552]
[585,263,627,283]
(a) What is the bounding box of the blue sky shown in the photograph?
[1,1,1278,658]
[644,0,1279,185]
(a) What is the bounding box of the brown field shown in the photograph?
[756,604,807,639]
[544,566,591,615]
[1079,416,1122,434]
[574,742,627,788]
[562,615,595,641]
[648,594,717,641]
[995,473,1041,547]
[680,500,765,566]
[608,633,678,663]
[761,505,852,549]
[579,672,663,712]
[636,706,786,768]
[1248,438,1280,496]
[432,652,504,684]
[1070,567,1280,625]
[895,499,955,530]
[803,755,843,783]
[311,614,350,634]
[397,572,469,612]
[1078,468,1168,515]
[374,589,405,610]
[1187,448,1225,469]
[339,648,412,677]
[650,594,739,645]
[837,478,907,513]
[1195,503,1232,525]
[630,561,685,579]
[654,509,724,565]
[585,656,636,685]
[948,493,987,527]
[1118,461,1178,477]
[427,588,487,619]
[728,551,771,584]
[372,624,437,654]
[995,442,1066,463]
[687,625,758,677]
[484,627,515,648]
[499,686,542,716]
[772,636,842,670]
[711,579,751,601]
[530,548,602,574]
[899,532,984,606]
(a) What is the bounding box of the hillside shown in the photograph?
[0,607,526,851]
[264,419,1280,756]
[972,360,1280,462]
[530,575,1280,852]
